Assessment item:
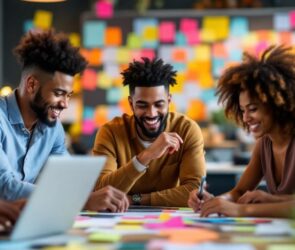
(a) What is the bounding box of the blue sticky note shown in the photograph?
[274,13,290,31]
[83,106,95,120]
[108,106,122,120]
[230,17,249,37]
[200,89,217,104]
[106,88,122,104]
[175,32,187,46]
[171,63,186,73]
[213,58,225,77]
[83,21,106,48]
[23,20,34,33]
[229,49,243,62]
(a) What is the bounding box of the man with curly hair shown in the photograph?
[188,45,295,217]
[93,57,206,207]
[0,31,129,213]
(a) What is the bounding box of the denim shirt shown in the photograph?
[0,90,68,200]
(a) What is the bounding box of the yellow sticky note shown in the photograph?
[199,73,214,89]
[203,16,229,40]
[127,32,142,49]
[115,225,143,230]
[171,73,184,93]
[187,100,206,121]
[88,232,121,243]
[116,48,130,64]
[33,10,53,30]
[200,28,217,43]
[159,213,171,221]
[242,32,258,47]
[94,105,108,127]
[193,45,211,61]
[97,72,112,89]
[120,219,144,225]
[69,33,80,47]
[143,26,158,40]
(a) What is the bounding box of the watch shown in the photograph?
[131,193,142,205]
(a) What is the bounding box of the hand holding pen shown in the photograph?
[187,176,214,212]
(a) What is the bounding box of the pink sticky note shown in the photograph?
[82,120,96,135]
[95,0,113,19]
[81,69,97,90]
[159,21,175,43]
[140,49,155,60]
[289,11,295,28]
[180,18,198,34]
[186,30,200,45]
[145,217,185,229]
[255,42,268,57]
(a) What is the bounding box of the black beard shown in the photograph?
[135,113,168,139]
[30,89,59,127]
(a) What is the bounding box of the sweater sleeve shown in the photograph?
[92,124,145,193]
[150,122,206,207]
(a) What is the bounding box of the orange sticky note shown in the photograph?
[160,228,219,244]
[94,105,109,127]
[172,49,187,62]
[105,27,122,46]
[187,100,206,121]
[88,49,102,66]
[278,32,292,46]
[119,99,132,115]
[212,43,227,58]
[82,69,97,90]
[33,10,52,30]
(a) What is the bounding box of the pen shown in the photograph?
[197,176,206,200]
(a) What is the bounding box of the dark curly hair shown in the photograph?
[216,45,295,133]
[14,30,87,76]
[121,57,177,95]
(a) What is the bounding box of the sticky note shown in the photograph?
[187,100,206,121]
[23,20,34,33]
[89,232,120,242]
[95,0,113,19]
[289,10,295,28]
[230,17,249,36]
[186,31,200,45]
[212,43,228,58]
[199,73,214,89]
[134,18,158,37]
[108,106,122,120]
[203,16,229,40]
[141,49,155,60]
[194,45,211,61]
[172,48,187,62]
[229,48,243,62]
[106,88,122,103]
[127,33,142,49]
[88,48,102,66]
[175,32,187,46]
[213,58,226,77]
[278,32,292,46]
[33,10,52,30]
[105,27,122,46]
[102,47,117,63]
[94,105,108,127]
[159,21,175,43]
[68,33,80,47]
[83,106,95,120]
[274,13,290,31]
[81,69,97,90]
[116,48,130,64]
[82,119,96,135]
[180,18,198,34]
[83,21,105,48]
[159,213,171,221]
[119,99,132,115]
[97,72,112,89]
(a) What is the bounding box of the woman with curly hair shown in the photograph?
[188,46,295,217]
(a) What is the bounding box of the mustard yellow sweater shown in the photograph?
[93,112,206,206]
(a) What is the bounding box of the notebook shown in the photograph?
[4,155,105,241]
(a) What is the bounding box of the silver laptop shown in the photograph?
[8,156,105,241]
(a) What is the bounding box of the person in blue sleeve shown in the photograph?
[0,30,87,200]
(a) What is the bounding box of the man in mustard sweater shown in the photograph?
[93,58,205,207]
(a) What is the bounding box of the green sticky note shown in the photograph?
[268,245,295,250]
[88,232,121,242]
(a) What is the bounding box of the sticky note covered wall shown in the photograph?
[80,10,295,135]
